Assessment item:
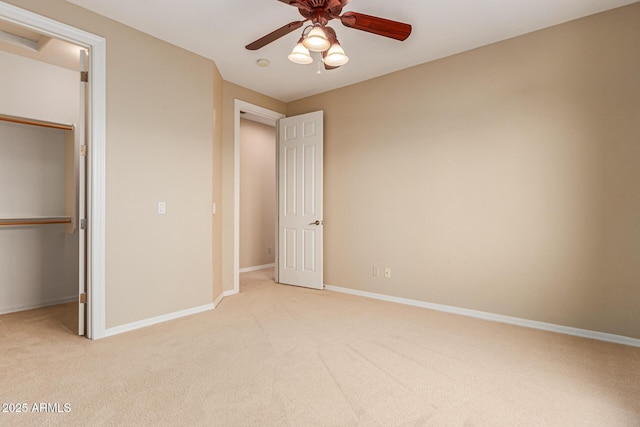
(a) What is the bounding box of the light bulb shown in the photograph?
[303,25,330,52]
[288,42,313,65]
[323,42,349,67]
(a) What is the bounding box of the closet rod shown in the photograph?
[0,114,73,131]
[0,216,72,226]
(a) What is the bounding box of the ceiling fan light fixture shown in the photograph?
[288,40,313,64]
[303,25,330,52]
[323,41,349,67]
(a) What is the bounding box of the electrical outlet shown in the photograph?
[157,201,166,215]
[384,267,392,278]
[373,266,380,277]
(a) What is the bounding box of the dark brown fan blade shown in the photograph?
[245,21,305,50]
[340,11,411,41]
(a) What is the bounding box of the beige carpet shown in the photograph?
[1,268,639,426]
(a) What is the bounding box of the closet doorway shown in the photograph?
[0,22,87,335]
[0,5,106,338]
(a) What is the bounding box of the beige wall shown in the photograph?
[0,50,79,124]
[3,0,219,328]
[221,82,286,291]
[288,3,640,339]
[239,118,276,269]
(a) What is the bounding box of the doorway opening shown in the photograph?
[233,100,284,294]
[233,102,325,293]
[0,1,106,339]
[238,112,277,279]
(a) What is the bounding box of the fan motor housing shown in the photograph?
[297,0,345,23]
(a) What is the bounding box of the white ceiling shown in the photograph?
[66,0,637,102]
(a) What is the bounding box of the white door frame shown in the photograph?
[0,2,107,339]
[233,100,285,294]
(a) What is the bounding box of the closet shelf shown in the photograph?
[0,114,73,131]
[0,216,72,226]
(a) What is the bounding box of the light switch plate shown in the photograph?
[158,201,166,215]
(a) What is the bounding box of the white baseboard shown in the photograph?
[103,303,215,338]
[239,263,275,273]
[213,292,225,308]
[214,290,238,306]
[0,295,77,315]
[324,285,640,348]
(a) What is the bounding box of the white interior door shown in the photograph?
[77,49,87,336]
[277,111,323,289]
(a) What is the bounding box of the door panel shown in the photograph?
[285,146,297,215]
[303,144,317,216]
[277,111,323,289]
[285,228,297,270]
[303,229,316,272]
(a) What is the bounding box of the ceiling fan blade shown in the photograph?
[245,21,305,50]
[340,11,412,41]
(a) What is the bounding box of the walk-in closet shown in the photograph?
[0,20,86,335]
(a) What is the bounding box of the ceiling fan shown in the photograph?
[245,0,412,69]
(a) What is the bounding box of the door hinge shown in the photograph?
[80,71,89,83]
[80,293,87,304]
[80,144,87,156]
[80,218,87,230]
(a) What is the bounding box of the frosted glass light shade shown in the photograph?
[303,25,330,52]
[288,42,313,64]
[323,42,349,67]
